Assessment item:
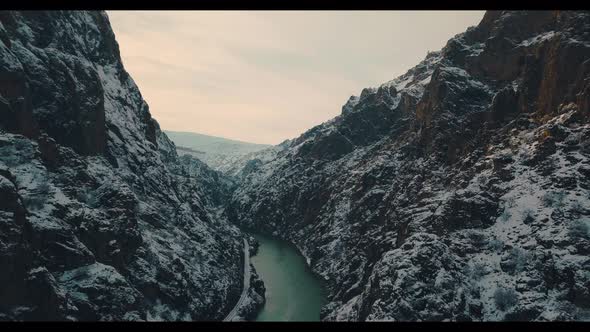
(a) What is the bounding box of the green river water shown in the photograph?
[250,233,327,321]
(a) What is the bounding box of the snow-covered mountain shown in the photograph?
[228,11,590,321]
[164,130,270,173]
[1,9,589,322]
[0,11,263,321]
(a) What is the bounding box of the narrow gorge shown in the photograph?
[1,10,589,322]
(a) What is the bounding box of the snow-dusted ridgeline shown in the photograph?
[228,11,590,321]
[0,11,263,321]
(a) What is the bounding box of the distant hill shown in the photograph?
[164,130,271,171]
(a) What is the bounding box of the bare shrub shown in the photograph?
[569,219,589,239]
[494,287,518,311]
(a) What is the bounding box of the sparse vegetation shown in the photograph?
[542,190,566,208]
[522,208,535,224]
[569,219,589,239]
[498,209,512,223]
[570,200,585,215]
[494,287,518,311]
[511,248,529,273]
[470,262,487,280]
[489,239,504,252]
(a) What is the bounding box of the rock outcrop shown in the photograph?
[2,9,589,322]
[0,11,252,321]
[229,11,590,321]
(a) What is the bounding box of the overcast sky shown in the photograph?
[108,11,485,144]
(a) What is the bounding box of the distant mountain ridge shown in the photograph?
[164,130,272,173]
[165,131,270,153]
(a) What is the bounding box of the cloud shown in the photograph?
[108,11,484,144]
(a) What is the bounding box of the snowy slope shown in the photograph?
[228,11,590,321]
[0,11,263,321]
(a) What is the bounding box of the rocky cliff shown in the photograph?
[2,9,589,322]
[0,11,254,321]
[229,11,590,321]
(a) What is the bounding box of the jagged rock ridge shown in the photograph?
[0,11,264,321]
[229,11,590,321]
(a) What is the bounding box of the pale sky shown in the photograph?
[108,11,485,145]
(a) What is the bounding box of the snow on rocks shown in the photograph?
[0,11,246,321]
[229,11,590,321]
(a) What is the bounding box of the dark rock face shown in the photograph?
[2,9,589,322]
[230,11,590,321]
[0,11,107,155]
[0,11,245,321]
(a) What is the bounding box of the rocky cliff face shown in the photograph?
[2,9,589,322]
[0,11,251,321]
[229,11,590,321]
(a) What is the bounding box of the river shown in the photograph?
[250,233,327,321]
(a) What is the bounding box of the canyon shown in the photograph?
[1,10,589,321]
